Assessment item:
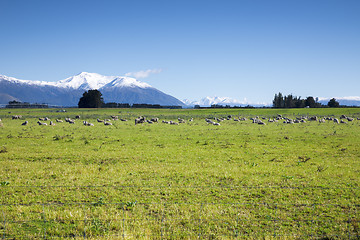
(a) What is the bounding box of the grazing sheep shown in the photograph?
[56,119,63,123]
[347,117,354,121]
[333,118,339,124]
[120,118,128,121]
[12,115,22,119]
[97,118,104,123]
[65,118,75,124]
[75,115,81,119]
[83,121,94,126]
[135,116,146,125]
[50,121,55,126]
[21,121,28,126]
[37,121,47,126]
[178,118,185,123]
[309,116,318,121]
[104,121,113,126]
[151,118,159,123]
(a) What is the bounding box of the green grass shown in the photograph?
[0,108,359,239]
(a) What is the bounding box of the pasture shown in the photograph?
[0,108,359,239]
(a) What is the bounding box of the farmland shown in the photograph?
[0,108,359,239]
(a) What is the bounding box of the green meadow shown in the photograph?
[0,108,359,239]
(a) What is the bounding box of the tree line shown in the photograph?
[77,90,341,109]
[273,93,339,108]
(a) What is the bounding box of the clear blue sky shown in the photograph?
[1,0,359,104]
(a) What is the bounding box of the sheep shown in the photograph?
[135,116,146,125]
[120,118,128,122]
[12,115,22,119]
[347,117,354,121]
[333,118,339,124]
[75,115,81,119]
[178,118,186,123]
[21,121,28,126]
[56,119,63,123]
[151,118,159,123]
[37,121,47,126]
[50,121,55,126]
[104,121,113,126]
[65,118,75,124]
[97,118,104,123]
[83,121,94,126]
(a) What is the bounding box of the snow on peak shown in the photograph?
[0,74,56,87]
[183,96,270,107]
[185,96,247,106]
[103,77,152,89]
[1,72,153,90]
[55,72,152,90]
[55,72,116,90]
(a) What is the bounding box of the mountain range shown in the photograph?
[182,96,270,107]
[0,72,184,107]
[318,97,360,107]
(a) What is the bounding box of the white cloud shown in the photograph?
[125,69,162,79]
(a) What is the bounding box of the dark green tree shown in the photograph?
[78,90,104,108]
[305,96,316,108]
[273,92,285,108]
[327,98,340,108]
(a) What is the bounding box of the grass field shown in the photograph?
[0,108,359,239]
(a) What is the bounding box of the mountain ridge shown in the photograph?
[0,72,184,106]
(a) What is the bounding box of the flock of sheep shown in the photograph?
[2,113,358,128]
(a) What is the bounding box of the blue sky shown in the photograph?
[1,0,359,104]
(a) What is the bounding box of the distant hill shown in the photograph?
[0,72,184,107]
[318,97,360,107]
[183,96,269,107]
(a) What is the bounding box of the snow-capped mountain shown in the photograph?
[183,96,269,107]
[0,72,184,106]
[52,72,152,90]
[318,96,360,107]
